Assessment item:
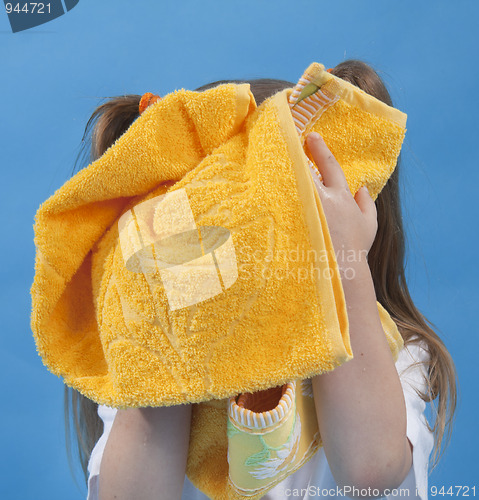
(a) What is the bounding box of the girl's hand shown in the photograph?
[307,135,412,490]
[306,132,378,259]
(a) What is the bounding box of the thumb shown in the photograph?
[354,186,376,218]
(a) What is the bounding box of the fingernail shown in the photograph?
[308,132,322,142]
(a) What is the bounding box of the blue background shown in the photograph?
[1,1,477,498]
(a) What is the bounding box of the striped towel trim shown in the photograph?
[228,382,296,432]
[288,70,340,181]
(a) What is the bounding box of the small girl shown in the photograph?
[64,60,457,500]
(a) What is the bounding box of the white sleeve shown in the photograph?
[86,404,118,500]
[85,345,434,500]
[392,341,434,500]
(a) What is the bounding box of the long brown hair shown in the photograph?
[64,61,457,486]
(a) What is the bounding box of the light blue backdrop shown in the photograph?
[1,1,477,499]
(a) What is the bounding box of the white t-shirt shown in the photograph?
[87,342,433,500]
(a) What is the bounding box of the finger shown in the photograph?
[306,133,349,190]
[354,186,376,219]
[308,161,326,195]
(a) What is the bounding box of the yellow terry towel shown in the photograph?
[31,62,406,499]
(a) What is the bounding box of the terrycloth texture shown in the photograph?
[31,62,406,499]
[288,63,407,199]
[190,303,403,500]
[227,381,318,496]
[213,66,407,498]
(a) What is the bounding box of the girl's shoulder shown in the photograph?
[98,402,117,421]
[396,336,431,397]
[398,336,430,365]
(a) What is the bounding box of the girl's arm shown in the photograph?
[306,133,412,495]
[98,404,192,500]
